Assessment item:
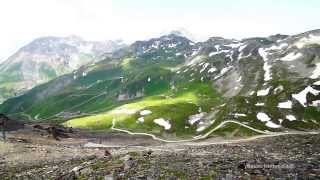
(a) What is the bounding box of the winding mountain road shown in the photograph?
[111,119,319,143]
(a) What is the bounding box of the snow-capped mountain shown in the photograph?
[0,36,126,103]
[0,30,319,139]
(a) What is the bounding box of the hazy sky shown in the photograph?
[0,0,319,61]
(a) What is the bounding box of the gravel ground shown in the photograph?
[0,128,319,179]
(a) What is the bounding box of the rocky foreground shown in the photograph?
[0,127,319,179]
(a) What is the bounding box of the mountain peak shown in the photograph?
[0,35,126,103]
[159,28,197,42]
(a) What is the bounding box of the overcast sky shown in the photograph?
[0,0,319,61]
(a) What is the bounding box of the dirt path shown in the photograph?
[111,118,320,143]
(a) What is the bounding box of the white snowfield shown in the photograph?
[208,67,217,73]
[140,110,152,116]
[196,126,207,132]
[292,86,320,107]
[257,112,281,128]
[280,52,303,61]
[188,112,206,125]
[314,80,320,85]
[310,63,320,79]
[153,118,171,130]
[175,52,182,56]
[214,45,220,51]
[257,87,270,96]
[311,100,320,107]
[277,100,292,109]
[286,115,297,121]
[238,44,250,60]
[257,112,271,122]
[295,34,320,48]
[255,103,265,106]
[258,48,272,81]
[209,50,230,57]
[220,66,231,75]
[137,117,145,123]
[265,121,281,128]
[266,43,288,51]
[234,113,247,117]
[238,44,247,52]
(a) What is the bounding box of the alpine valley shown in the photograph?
[1,29,319,140]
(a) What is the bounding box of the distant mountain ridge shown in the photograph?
[0,35,126,103]
[0,29,319,140]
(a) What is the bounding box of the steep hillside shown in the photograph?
[1,31,319,140]
[0,36,125,103]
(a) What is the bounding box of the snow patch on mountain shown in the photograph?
[208,67,217,73]
[280,52,303,61]
[277,100,292,109]
[137,117,145,123]
[310,63,320,79]
[286,115,296,121]
[209,50,230,57]
[257,112,281,128]
[266,43,288,51]
[265,121,281,128]
[234,113,247,117]
[257,87,270,96]
[310,100,320,107]
[257,112,271,122]
[154,118,171,130]
[258,48,272,81]
[314,80,320,85]
[292,86,320,107]
[295,34,320,48]
[255,103,265,106]
[196,126,206,132]
[188,112,206,125]
[140,110,152,116]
